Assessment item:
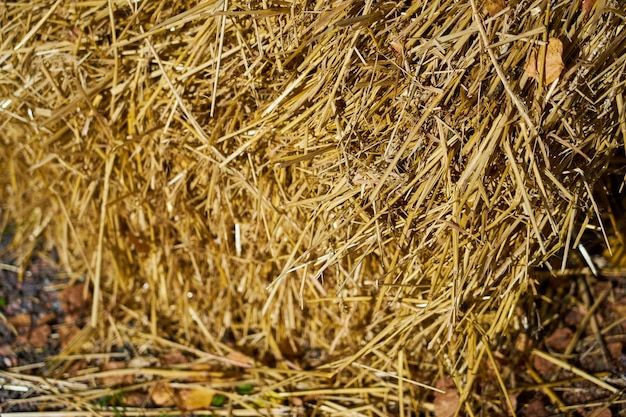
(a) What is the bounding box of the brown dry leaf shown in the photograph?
[525,51,540,80]
[159,351,189,365]
[101,361,134,386]
[177,387,215,411]
[434,377,460,417]
[0,344,13,356]
[582,0,596,14]
[389,41,404,56]
[150,382,176,407]
[526,397,550,417]
[58,284,90,319]
[532,354,556,376]
[545,327,573,352]
[66,361,87,378]
[524,38,565,85]
[8,312,31,328]
[608,342,623,361]
[507,393,519,415]
[483,0,506,17]
[564,304,587,328]
[226,350,253,366]
[36,312,57,326]
[389,40,406,65]
[28,324,51,348]
[122,392,148,407]
[15,334,28,345]
[58,324,80,348]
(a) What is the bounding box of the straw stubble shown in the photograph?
[1,0,624,413]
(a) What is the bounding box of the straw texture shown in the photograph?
[1,0,625,413]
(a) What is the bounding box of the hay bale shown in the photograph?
[1,0,625,412]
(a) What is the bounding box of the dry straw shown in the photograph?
[1,0,625,414]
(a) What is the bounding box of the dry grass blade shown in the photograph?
[1,0,625,415]
[532,349,619,394]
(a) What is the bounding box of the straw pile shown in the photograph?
[1,0,625,414]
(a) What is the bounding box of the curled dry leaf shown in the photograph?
[389,40,406,65]
[150,382,176,407]
[389,41,404,56]
[483,0,506,17]
[434,377,460,417]
[177,387,215,411]
[101,360,134,386]
[524,37,565,85]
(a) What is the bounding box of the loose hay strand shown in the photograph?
[91,154,115,329]
[532,349,619,394]
[1,0,625,414]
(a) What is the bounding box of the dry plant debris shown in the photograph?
[1,0,626,415]
[524,37,565,85]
